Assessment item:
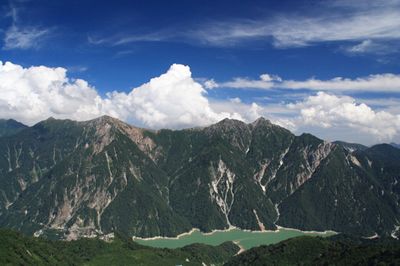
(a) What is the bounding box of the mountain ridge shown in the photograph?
[0,119,28,137]
[0,115,399,240]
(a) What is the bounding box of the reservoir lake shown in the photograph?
[133,227,336,250]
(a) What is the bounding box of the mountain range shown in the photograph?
[0,116,399,239]
[0,119,27,138]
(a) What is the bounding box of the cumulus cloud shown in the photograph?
[209,98,297,130]
[206,73,400,93]
[0,61,245,128]
[288,92,400,142]
[1,60,399,144]
[0,61,103,124]
[260,74,282,82]
[103,64,239,128]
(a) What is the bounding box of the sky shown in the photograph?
[0,0,400,145]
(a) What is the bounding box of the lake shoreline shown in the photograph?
[132,225,337,241]
[233,240,246,255]
[133,226,336,250]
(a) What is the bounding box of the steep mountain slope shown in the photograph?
[0,116,399,239]
[278,145,399,235]
[0,119,27,137]
[0,116,191,238]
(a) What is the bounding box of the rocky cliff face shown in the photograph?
[0,116,399,239]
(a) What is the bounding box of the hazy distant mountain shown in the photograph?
[0,116,399,239]
[0,119,27,137]
[390,143,400,149]
[333,141,368,152]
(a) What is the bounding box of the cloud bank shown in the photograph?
[102,64,241,128]
[288,92,400,141]
[0,61,242,128]
[206,73,400,93]
[0,61,103,124]
[0,60,399,144]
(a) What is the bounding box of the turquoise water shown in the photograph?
[133,228,336,250]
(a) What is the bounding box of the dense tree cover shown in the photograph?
[0,119,27,137]
[0,229,238,266]
[225,235,400,266]
[0,116,399,239]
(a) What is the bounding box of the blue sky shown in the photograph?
[0,0,400,145]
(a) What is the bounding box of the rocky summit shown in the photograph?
[0,116,399,240]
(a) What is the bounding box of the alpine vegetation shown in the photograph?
[0,116,399,240]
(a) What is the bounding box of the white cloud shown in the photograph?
[210,90,400,144]
[283,74,400,92]
[209,100,260,123]
[2,5,51,50]
[355,97,400,115]
[0,61,103,124]
[1,60,399,144]
[204,79,219,89]
[3,25,49,50]
[343,40,398,55]
[85,0,400,58]
[221,77,274,89]
[190,1,400,49]
[288,92,400,142]
[206,73,400,93]
[346,40,375,53]
[229,97,242,103]
[88,30,175,46]
[103,64,239,128]
[204,74,280,90]
[260,73,282,82]
[0,61,247,128]
[210,98,296,129]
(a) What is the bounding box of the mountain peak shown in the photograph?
[41,117,57,123]
[218,117,244,125]
[207,118,249,133]
[204,118,251,152]
[83,115,157,156]
[250,117,271,127]
[34,117,77,129]
[0,118,28,137]
[89,115,121,124]
[84,115,131,132]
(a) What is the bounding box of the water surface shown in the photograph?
[133,228,335,250]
